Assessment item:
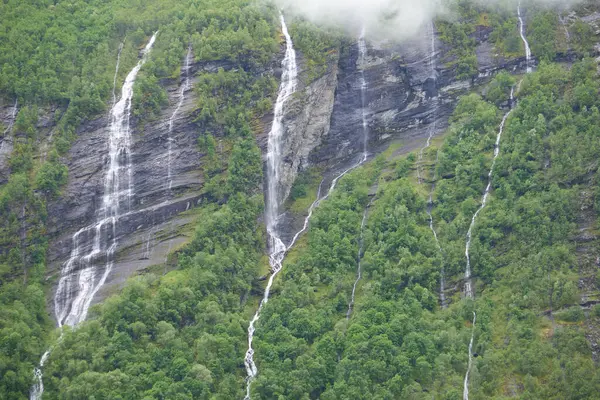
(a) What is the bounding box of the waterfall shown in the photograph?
[29,350,49,400]
[346,196,373,320]
[518,3,532,73]
[358,27,369,163]
[112,44,124,106]
[463,311,477,400]
[462,15,531,390]
[417,22,438,184]
[462,87,514,400]
[54,31,158,328]
[417,22,445,307]
[168,45,193,191]
[142,45,194,264]
[3,99,18,135]
[30,33,158,400]
[464,93,513,298]
[244,24,371,399]
[244,14,297,399]
[343,28,371,321]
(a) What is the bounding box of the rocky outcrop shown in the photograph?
[264,51,341,209]
[0,102,17,184]
[45,20,535,317]
[47,67,205,309]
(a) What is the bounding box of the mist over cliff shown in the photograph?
[275,0,581,39]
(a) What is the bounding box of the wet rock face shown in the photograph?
[45,22,538,318]
[0,104,17,184]
[307,31,452,170]
[265,51,340,208]
[47,72,205,310]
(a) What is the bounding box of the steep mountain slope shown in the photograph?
[1,0,600,399]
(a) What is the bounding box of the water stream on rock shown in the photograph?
[55,31,158,327]
[244,14,298,399]
[463,311,477,400]
[463,11,531,394]
[244,23,371,399]
[143,45,193,262]
[30,33,158,400]
[463,87,514,400]
[344,27,372,320]
[346,197,373,320]
[167,45,193,191]
[518,2,532,73]
[418,22,446,307]
[4,99,18,135]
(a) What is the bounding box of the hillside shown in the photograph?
[0,0,600,399]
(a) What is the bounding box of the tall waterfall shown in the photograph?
[244,23,371,399]
[244,14,297,399]
[463,11,532,390]
[358,27,369,163]
[518,2,532,73]
[142,45,194,263]
[463,88,514,400]
[415,22,445,306]
[343,28,371,320]
[29,32,158,400]
[54,31,158,328]
[30,33,158,400]
[463,311,477,400]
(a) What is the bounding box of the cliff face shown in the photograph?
[46,22,532,319]
[47,69,205,309]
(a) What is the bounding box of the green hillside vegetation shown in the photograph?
[0,0,599,399]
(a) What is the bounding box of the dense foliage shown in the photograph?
[0,0,599,399]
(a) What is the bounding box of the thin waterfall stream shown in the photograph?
[463,8,532,397]
[4,99,18,135]
[167,45,193,191]
[244,23,371,399]
[346,197,373,320]
[30,33,158,400]
[463,88,514,400]
[144,45,193,262]
[418,22,446,307]
[518,2,532,73]
[345,27,371,320]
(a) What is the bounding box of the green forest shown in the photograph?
[1,0,599,399]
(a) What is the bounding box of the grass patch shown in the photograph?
[286,167,323,214]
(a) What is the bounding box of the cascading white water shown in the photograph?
[417,23,438,185]
[463,311,477,400]
[464,90,513,299]
[142,45,194,263]
[244,14,297,399]
[112,44,124,106]
[462,11,531,389]
[244,24,371,399]
[30,33,158,400]
[54,31,158,328]
[462,88,514,400]
[29,350,49,400]
[518,2,532,73]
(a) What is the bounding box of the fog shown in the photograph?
[274,0,581,40]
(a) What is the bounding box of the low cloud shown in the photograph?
[275,0,582,40]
